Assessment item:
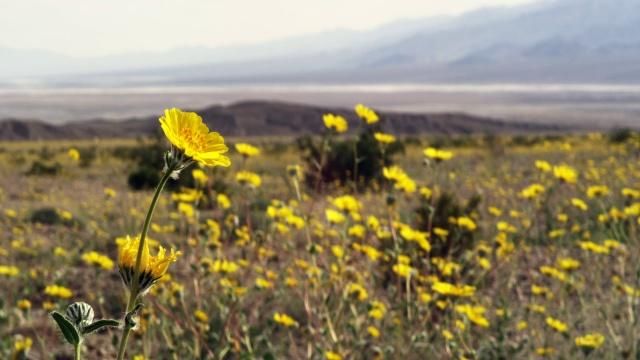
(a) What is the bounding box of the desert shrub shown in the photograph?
[25,160,62,176]
[415,190,482,259]
[78,146,98,168]
[296,123,404,191]
[609,128,635,144]
[128,167,162,190]
[29,207,82,228]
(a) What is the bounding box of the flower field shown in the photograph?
[1,106,639,359]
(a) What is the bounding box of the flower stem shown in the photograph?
[117,162,178,360]
[75,343,82,360]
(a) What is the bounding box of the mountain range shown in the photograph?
[2,0,639,85]
[0,101,570,141]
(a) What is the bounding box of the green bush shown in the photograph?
[25,161,62,176]
[414,191,482,259]
[296,122,404,191]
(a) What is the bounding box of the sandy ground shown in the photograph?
[1,85,640,130]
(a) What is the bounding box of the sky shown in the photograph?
[1,0,541,57]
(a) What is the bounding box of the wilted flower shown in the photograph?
[118,235,182,294]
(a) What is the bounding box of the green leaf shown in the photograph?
[51,311,80,345]
[81,319,122,335]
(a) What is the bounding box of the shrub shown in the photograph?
[25,161,62,176]
[296,123,404,191]
[415,191,482,259]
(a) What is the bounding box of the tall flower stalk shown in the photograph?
[116,108,230,360]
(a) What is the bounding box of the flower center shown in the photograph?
[177,128,206,152]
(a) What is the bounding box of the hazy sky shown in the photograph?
[1,0,541,57]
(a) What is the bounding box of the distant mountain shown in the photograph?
[0,101,569,141]
[2,0,639,84]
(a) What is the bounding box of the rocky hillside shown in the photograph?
[0,101,569,141]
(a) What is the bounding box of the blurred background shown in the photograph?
[1,0,640,128]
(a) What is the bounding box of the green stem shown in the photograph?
[75,343,82,360]
[117,162,178,360]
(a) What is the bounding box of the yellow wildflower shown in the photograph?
[424,147,453,162]
[68,148,80,161]
[82,251,115,270]
[374,132,396,144]
[575,333,605,349]
[160,108,230,172]
[236,171,262,187]
[274,312,298,327]
[571,198,588,211]
[44,285,73,298]
[586,185,609,198]
[235,143,260,157]
[355,103,379,124]
[553,164,578,183]
[546,317,568,332]
[367,326,380,338]
[323,113,348,133]
[432,282,476,297]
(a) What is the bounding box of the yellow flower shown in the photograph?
[0,265,20,276]
[44,285,73,298]
[13,336,33,353]
[217,194,231,209]
[553,164,577,183]
[455,304,490,327]
[235,143,260,157]
[68,148,80,161]
[374,132,396,144]
[194,310,209,323]
[457,217,477,231]
[348,283,369,301]
[557,257,580,271]
[393,263,414,278]
[546,317,568,332]
[160,108,231,173]
[236,171,262,187]
[332,195,362,212]
[586,185,609,198]
[191,169,208,185]
[575,333,605,349]
[571,198,588,211]
[537,348,554,355]
[17,299,31,310]
[82,251,115,270]
[355,103,379,124]
[535,160,552,172]
[432,282,476,297]
[578,241,609,254]
[622,188,639,199]
[326,209,346,224]
[323,113,348,133]
[520,183,545,199]
[424,147,453,162]
[118,235,182,293]
[104,187,117,197]
[326,352,342,360]
[274,312,298,327]
[367,326,380,338]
